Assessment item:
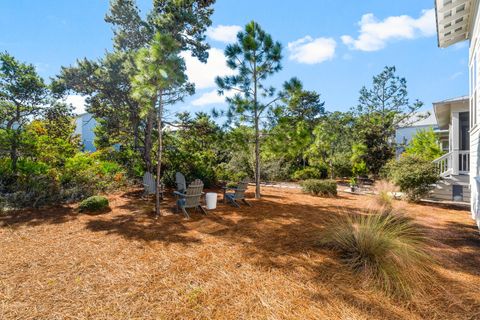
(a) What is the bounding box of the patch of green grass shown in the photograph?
[79,195,109,212]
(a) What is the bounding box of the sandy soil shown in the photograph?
[1,187,479,319]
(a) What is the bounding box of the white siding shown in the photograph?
[471,128,480,228]
[469,2,480,227]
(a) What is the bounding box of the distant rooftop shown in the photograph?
[433,95,469,105]
[398,111,437,128]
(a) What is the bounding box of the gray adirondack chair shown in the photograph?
[143,172,156,195]
[174,179,206,218]
[225,178,251,207]
[175,172,186,193]
[142,172,164,199]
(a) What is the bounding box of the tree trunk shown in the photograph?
[10,130,18,173]
[253,51,261,199]
[144,108,155,173]
[132,115,140,151]
[254,117,261,199]
[155,92,164,217]
[329,159,334,180]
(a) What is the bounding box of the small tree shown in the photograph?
[353,66,424,174]
[265,78,325,169]
[0,52,48,172]
[308,111,356,178]
[216,21,282,199]
[131,33,193,217]
[405,128,444,161]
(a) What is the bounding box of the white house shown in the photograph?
[395,111,448,157]
[74,113,97,152]
[431,96,471,203]
[435,0,480,227]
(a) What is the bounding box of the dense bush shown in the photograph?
[301,179,337,197]
[0,151,126,210]
[383,155,439,202]
[61,152,126,201]
[291,166,326,181]
[320,210,432,297]
[214,163,248,183]
[79,195,109,212]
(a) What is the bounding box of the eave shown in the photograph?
[435,0,477,48]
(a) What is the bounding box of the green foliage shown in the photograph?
[61,152,126,200]
[349,176,357,186]
[384,155,439,201]
[291,167,327,181]
[353,66,424,174]
[79,195,109,212]
[264,78,325,173]
[60,0,215,173]
[301,179,337,197]
[320,211,432,297]
[163,112,228,187]
[0,52,49,171]
[308,112,356,178]
[214,163,247,183]
[350,143,368,176]
[405,128,444,161]
[216,21,283,198]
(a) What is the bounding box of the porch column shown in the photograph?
[451,111,460,175]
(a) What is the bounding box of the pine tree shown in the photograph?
[216,21,282,199]
[131,33,193,217]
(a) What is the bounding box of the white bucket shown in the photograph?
[205,192,217,210]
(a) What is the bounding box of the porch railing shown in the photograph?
[432,150,470,176]
[433,152,452,176]
[459,150,470,174]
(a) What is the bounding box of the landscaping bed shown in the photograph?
[1,187,479,319]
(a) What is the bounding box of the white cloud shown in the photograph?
[192,89,234,106]
[341,9,436,52]
[206,25,242,43]
[450,71,463,80]
[287,36,336,64]
[65,95,87,115]
[182,48,235,90]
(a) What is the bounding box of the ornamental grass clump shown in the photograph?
[301,179,337,197]
[374,180,398,213]
[320,210,432,297]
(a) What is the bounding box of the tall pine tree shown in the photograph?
[216,21,282,199]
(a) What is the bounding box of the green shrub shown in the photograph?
[301,179,337,197]
[214,163,248,183]
[61,152,126,200]
[79,195,109,212]
[291,167,321,181]
[320,211,432,297]
[383,155,439,202]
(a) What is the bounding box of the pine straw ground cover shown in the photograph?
[0,187,479,320]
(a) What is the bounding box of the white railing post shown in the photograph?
[451,112,460,175]
[433,152,453,177]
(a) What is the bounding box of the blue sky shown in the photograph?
[0,0,469,116]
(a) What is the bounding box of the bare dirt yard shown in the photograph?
[1,187,479,319]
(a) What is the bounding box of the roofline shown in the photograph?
[398,123,437,129]
[432,95,469,105]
